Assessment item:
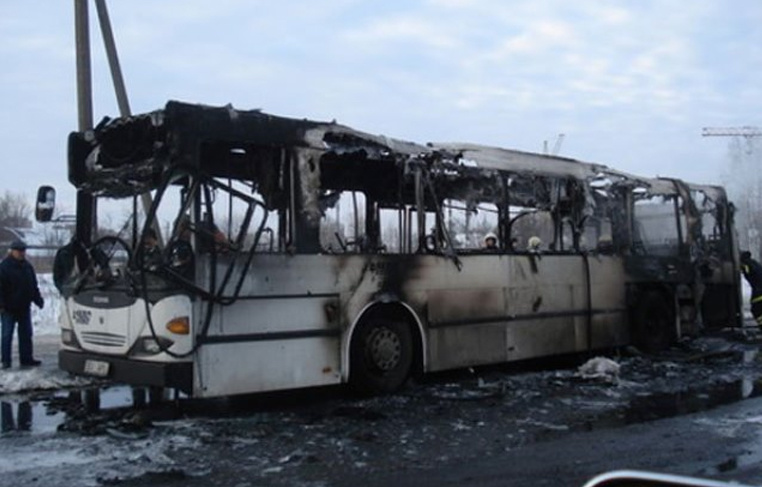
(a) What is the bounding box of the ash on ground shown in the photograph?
[3,329,762,486]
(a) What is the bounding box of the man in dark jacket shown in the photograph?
[741,251,762,327]
[0,240,44,368]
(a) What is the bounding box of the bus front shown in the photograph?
[52,108,202,393]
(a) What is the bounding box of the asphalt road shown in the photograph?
[7,333,762,487]
[333,395,762,487]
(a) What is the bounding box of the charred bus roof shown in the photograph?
[67,100,725,202]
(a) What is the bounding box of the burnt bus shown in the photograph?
[40,100,741,397]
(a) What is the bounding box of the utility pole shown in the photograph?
[73,0,162,245]
[74,0,94,247]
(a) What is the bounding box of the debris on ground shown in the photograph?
[577,357,621,383]
[5,329,762,487]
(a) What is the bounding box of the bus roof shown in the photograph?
[69,100,721,199]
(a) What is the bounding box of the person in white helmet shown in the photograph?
[483,232,498,251]
[527,236,542,253]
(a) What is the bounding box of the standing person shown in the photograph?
[0,240,44,369]
[741,251,762,327]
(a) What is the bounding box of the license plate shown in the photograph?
[83,359,110,377]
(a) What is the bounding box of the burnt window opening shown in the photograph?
[319,190,368,253]
[442,199,500,251]
[67,102,738,266]
[509,208,554,252]
[379,204,418,254]
[632,193,683,257]
[504,174,588,254]
[692,189,723,241]
[582,216,614,253]
[191,141,295,253]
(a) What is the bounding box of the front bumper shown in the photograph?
[59,349,193,394]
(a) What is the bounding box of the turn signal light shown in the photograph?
[166,316,190,335]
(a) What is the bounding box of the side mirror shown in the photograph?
[35,185,56,222]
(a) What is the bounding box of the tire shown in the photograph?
[349,317,414,395]
[632,290,676,353]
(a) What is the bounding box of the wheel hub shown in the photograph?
[367,327,401,371]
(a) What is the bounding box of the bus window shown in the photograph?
[510,207,553,252]
[442,199,469,250]
[692,189,725,246]
[96,189,181,249]
[207,179,250,248]
[443,200,499,251]
[409,210,439,253]
[252,205,279,253]
[188,178,273,254]
[558,218,576,252]
[380,206,410,254]
[582,217,614,253]
[633,195,681,256]
[95,197,139,241]
[319,191,366,253]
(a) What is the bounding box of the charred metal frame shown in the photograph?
[63,101,741,332]
[54,99,744,396]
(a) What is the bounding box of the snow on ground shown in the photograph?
[33,273,61,336]
[0,274,92,393]
[0,421,203,487]
[0,362,93,393]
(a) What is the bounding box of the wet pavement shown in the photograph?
[4,330,762,485]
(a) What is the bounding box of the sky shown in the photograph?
[2,0,761,210]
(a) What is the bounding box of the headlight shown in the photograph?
[139,336,174,354]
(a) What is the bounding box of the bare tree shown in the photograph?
[0,191,31,228]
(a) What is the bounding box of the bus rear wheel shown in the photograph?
[632,290,676,353]
[350,318,414,395]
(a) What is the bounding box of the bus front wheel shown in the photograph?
[350,318,414,395]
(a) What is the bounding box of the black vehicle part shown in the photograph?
[631,289,676,353]
[349,316,414,395]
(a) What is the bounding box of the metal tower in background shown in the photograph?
[702,126,762,156]
[702,126,762,138]
[543,133,565,156]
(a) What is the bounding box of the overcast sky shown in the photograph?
[2,1,761,209]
